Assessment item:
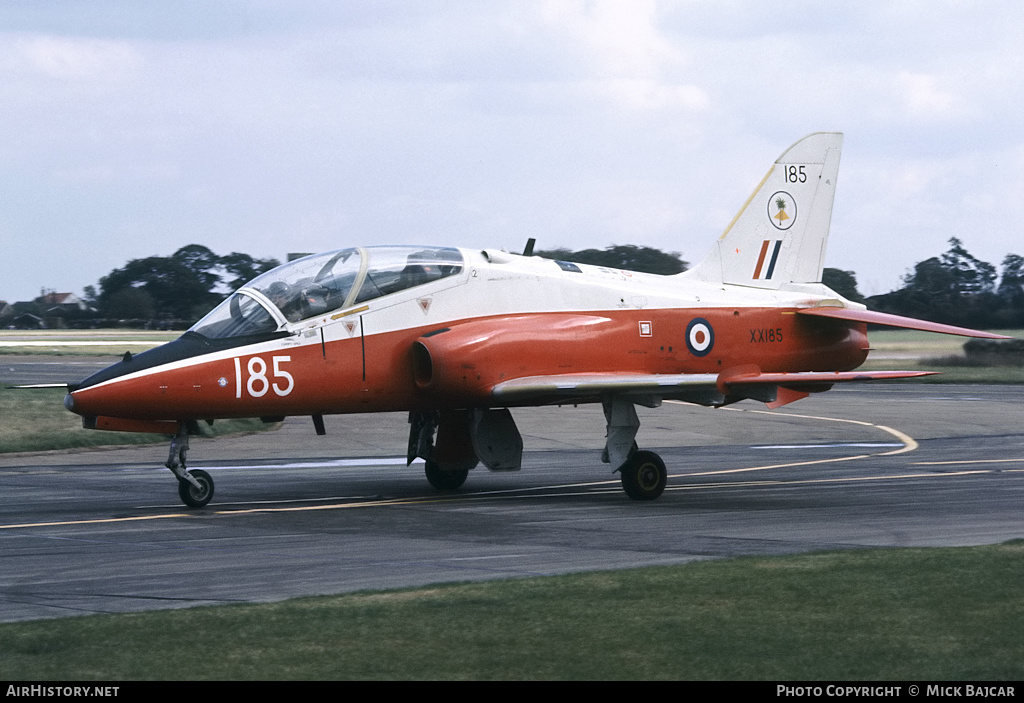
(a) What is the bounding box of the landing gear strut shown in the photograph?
[165,422,215,508]
[603,397,668,501]
[408,410,478,491]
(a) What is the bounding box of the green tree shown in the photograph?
[536,244,688,275]
[95,245,280,324]
[997,254,1024,302]
[220,252,281,290]
[939,237,996,295]
[995,253,1024,327]
[868,238,1001,327]
[98,254,215,322]
[822,268,865,303]
[172,244,222,293]
[104,287,156,320]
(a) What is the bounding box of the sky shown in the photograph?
[3,1,1024,303]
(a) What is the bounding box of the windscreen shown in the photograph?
[189,291,280,340]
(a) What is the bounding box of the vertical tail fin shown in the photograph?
[689,132,843,289]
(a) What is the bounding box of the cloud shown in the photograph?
[15,34,140,81]
[2,2,1024,304]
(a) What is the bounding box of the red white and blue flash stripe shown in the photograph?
[753,240,782,280]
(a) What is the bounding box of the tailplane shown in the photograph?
[689,132,843,289]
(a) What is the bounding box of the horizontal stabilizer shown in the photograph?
[796,307,1012,339]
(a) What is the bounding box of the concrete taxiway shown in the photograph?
[1,382,1022,623]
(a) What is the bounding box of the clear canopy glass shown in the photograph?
[190,246,464,340]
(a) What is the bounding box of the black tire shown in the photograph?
[178,469,215,508]
[424,460,469,490]
[620,450,667,500]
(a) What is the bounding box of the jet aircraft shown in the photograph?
[62,132,1009,507]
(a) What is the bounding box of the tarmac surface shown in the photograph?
[1,363,1022,622]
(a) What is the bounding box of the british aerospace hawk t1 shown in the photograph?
[62,133,1008,507]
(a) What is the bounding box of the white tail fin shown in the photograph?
[689,132,843,289]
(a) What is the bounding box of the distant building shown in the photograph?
[13,312,44,329]
[0,301,13,328]
[38,292,89,312]
[19,292,95,329]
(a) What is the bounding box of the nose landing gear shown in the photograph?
[165,422,215,508]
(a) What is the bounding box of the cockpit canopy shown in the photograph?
[191,246,463,340]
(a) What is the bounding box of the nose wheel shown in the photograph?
[177,469,215,508]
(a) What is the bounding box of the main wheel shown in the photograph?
[178,469,215,508]
[424,460,470,490]
[620,450,667,500]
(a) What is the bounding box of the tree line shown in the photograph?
[13,239,1023,330]
[87,245,281,324]
[12,245,280,329]
[542,239,1024,330]
[867,238,1024,329]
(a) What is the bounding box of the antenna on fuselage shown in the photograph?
[523,238,536,256]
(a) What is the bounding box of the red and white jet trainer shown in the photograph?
[64,132,1008,507]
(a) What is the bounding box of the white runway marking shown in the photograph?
[752,443,903,449]
[206,457,420,470]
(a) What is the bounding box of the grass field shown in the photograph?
[0,329,177,356]
[0,385,267,453]
[859,328,1024,382]
[1,544,1021,680]
[866,328,1023,358]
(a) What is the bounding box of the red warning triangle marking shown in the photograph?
[418,298,431,313]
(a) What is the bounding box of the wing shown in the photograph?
[491,368,937,410]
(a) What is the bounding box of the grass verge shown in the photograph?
[1,544,1022,680]
[859,360,1024,383]
[0,330,177,356]
[0,386,266,453]
[855,328,1024,383]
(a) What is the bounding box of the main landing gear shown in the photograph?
[408,408,524,491]
[409,410,477,490]
[409,400,669,501]
[165,422,215,508]
[604,398,668,501]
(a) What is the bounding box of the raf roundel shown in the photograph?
[686,318,715,357]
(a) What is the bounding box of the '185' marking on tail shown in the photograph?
[753,240,782,280]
